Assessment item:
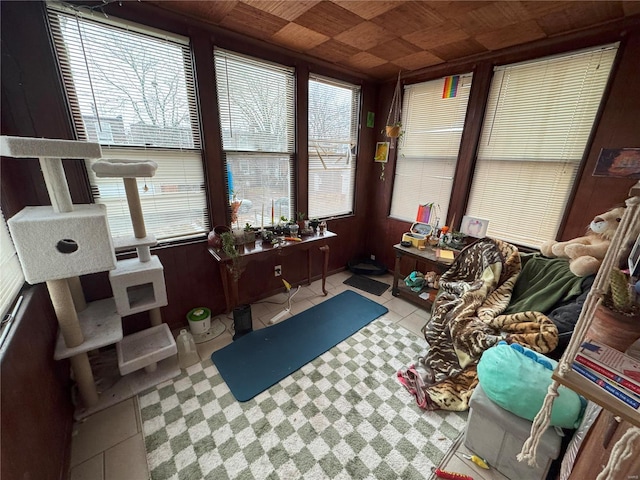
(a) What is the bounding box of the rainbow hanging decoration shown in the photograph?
[442,75,460,98]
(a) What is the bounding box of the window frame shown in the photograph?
[465,43,619,248]
[307,74,361,220]
[214,48,296,228]
[389,73,474,225]
[46,3,209,244]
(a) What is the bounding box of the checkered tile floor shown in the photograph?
[138,317,467,479]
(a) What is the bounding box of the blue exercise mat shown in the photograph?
[211,290,389,402]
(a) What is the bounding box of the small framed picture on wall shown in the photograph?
[593,148,640,178]
[374,142,389,163]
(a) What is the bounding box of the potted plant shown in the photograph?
[296,212,306,230]
[221,230,243,279]
[222,229,244,257]
[261,229,275,244]
[232,226,245,245]
[207,225,231,250]
[309,218,320,233]
[244,222,255,245]
[587,267,640,351]
[384,72,403,139]
[385,122,402,138]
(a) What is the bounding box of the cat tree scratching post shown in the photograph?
[122,175,159,323]
[2,136,109,408]
[3,136,179,419]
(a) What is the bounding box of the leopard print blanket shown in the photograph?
[416,238,558,411]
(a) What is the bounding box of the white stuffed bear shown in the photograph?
[540,206,624,277]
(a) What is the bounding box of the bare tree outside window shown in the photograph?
[50,8,208,241]
[308,77,360,219]
[215,50,295,227]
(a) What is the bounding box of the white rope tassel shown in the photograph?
[595,426,640,480]
[517,381,560,466]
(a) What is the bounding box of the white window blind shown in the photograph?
[47,5,208,241]
[215,49,295,227]
[308,75,360,219]
[0,209,24,320]
[468,44,618,248]
[390,74,473,224]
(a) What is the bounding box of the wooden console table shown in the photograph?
[392,243,454,311]
[208,231,336,312]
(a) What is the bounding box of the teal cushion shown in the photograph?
[477,342,585,429]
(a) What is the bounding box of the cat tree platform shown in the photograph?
[116,323,177,375]
[53,297,122,360]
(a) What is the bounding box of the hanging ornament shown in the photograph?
[385,72,403,139]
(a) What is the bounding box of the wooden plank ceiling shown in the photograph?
[148,1,640,80]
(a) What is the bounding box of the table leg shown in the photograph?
[319,245,330,296]
[307,248,312,286]
[392,251,401,296]
[218,262,231,313]
[229,265,240,311]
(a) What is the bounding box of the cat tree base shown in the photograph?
[74,355,180,421]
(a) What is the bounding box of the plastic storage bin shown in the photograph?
[464,384,563,480]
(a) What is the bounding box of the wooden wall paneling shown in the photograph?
[567,410,640,479]
[1,284,73,480]
[0,157,50,218]
[0,2,70,140]
[153,242,226,331]
[447,62,493,229]
[190,31,228,228]
[356,83,378,221]
[296,64,310,217]
[353,81,377,234]
[365,80,400,267]
[0,1,90,207]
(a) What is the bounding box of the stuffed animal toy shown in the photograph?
[424,271,440,289]
[540,206,624,276]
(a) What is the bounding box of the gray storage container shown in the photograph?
[464,384,563,480]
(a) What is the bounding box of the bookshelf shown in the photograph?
[552,369,639,427]
[552,191,640,428]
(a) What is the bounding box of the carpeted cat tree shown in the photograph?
[2,136,179,419]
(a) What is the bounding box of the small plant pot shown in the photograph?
[244,231,256,244]
[261,230,275,244]
[385,125,401,138]
[208,225,231,249]
[586,304,640,352]
[232,228,245,245]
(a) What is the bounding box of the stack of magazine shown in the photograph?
[572,339,640,410]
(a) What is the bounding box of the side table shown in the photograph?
[392,243,454,311]
[209,231,336,313]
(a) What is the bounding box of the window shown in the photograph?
[214,49,295,228]
[467,44,618,248]
[47,5,208,242]
[0,208,24,322]
[390,74,473,223]
[308,75,360,219]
